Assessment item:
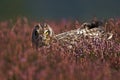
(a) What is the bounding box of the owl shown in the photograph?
[32,23,54,49]
[32,21,113,49]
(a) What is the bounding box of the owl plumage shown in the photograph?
[77,22,113,39]
[32,21,113,49]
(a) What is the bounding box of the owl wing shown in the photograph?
[52,27,113,49]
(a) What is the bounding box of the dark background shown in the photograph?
[0,0,120,21]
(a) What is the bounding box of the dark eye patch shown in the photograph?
[35,30,39,37]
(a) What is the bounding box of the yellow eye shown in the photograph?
[44,30,49,36]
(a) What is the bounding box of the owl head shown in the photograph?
[32,23,54,49]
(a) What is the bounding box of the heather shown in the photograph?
[0,17,120,80]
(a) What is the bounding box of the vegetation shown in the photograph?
[0,17,120,80]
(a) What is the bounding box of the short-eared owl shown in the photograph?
[32,21,113,49]
[32,23,54,49]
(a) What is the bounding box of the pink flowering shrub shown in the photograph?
[0,17,119,80]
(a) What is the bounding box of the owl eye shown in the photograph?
[44,30,50,36]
